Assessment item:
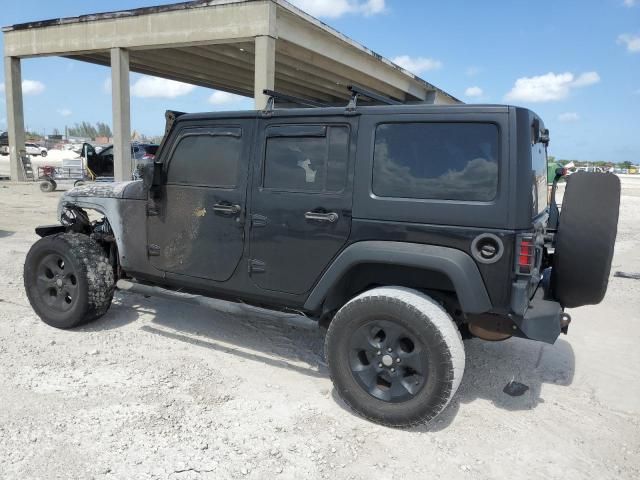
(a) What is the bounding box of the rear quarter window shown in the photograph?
[372,122,499,202]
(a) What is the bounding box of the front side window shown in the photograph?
[372,122,499,202]
[167,129,241,187]
[263,125,349,193]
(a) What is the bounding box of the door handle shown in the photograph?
[213,203,241,215]
[305,211,339,223]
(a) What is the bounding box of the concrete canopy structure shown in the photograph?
[3,0,460,181]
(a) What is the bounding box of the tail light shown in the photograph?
[516,235,535,275]
[142,153,155,160]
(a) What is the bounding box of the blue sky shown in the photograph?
[0,0,639,162]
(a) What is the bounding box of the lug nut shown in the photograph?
[378,363,382,368]
[391,368,395,373]
[377,350,381,355]
[387,347,392,353]
[396,358,401,363]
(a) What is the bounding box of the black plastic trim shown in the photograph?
[304,241,492,314]
[35,224,66,237]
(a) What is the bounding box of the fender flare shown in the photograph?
[304,241,492,314]
[58,197,130,266]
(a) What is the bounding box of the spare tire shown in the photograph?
[552,172,621,308]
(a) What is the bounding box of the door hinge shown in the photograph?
[251,214,268,227]
[148,244,161,256]
[248,259,266,273]
[146,204,159,216]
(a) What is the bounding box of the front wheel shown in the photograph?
[325,286,465,427]
[41,150,48,157]
[24,233,115,329]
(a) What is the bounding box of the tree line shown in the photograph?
[549,156,634,169]
[66,121,113,139]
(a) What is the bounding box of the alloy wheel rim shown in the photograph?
[348,319,427,403]
[36,253,78,312]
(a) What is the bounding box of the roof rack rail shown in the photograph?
[347,84,403,110]
[263,89,330,110]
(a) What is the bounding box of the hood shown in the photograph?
[63,180,146,200]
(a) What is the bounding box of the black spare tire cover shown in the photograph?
[552,172,621,308]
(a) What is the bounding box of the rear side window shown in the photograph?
[372,122,499,202]
[263,125,349,193]
[167,129,242,187]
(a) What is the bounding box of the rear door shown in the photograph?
[249,117,355,294]
[148,120,254,282]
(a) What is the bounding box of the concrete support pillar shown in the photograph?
[4,56,26,181]
[254,35,276,110]
[110,47,132,182]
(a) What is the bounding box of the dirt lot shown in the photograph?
[1,178,639,480]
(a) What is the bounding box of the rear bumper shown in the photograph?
[511,286,566,344]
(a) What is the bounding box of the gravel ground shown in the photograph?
[0,178,639,480]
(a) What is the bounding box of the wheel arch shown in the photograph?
[305,241,492,318]
[58,198,127,267]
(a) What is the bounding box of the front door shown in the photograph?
[249,119,355,294]
[148,120,253,282]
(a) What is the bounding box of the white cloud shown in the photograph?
[0,80,45,96]
[22,80,45,95]
[617,33,640,52]
[57,108,72,117]
[558,112,580,122]
[103,77,111,94]
[571,71,600,87]
[208,91,246,105]
[289,0,385,18]
[392,55,442,74]
[131,76,195,99]
[504,71,600,102]
[360,0,385,15]
[623,0,637,7]
[465,86,483,98]
[465,66,481,77]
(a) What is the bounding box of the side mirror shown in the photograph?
[143,162,163,190]
[142,162,162,198]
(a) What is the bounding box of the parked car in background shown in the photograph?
[25,143,48,157]
[132,143,159,179]
[0,136,48,156]
[82,143,159,179]
[132,143,159,162]
[0,131,8,155]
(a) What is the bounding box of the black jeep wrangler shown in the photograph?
[23,93,621,427]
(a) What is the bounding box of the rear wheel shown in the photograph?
[24,233,115,329]
[325,286,465,427]
[41,150,47,157]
